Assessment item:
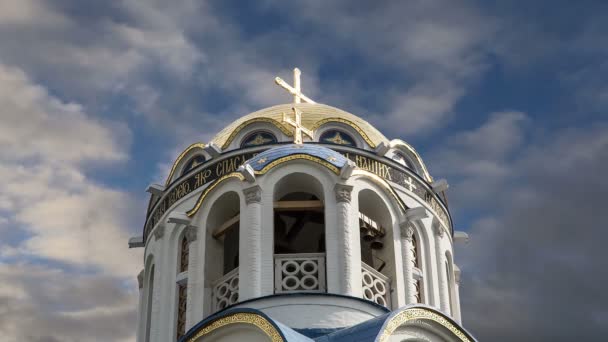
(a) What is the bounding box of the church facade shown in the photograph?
[131,68,476,341]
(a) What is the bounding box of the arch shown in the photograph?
[318,127,358,147]
[220,117,293,149]
[240,130,278,148]
[181,155,207,176]
[143,255,155,342]
[205,191,242,313]
[388,139,433,182]
[182,310,286,342]
[411,221,432,305]
[165,142,207,186]
[377,306,475,342]
[445,250,457,317]
[187,173,245,217]
[357,187,398,309]
[173,227,190,340]
[272,172,327,293]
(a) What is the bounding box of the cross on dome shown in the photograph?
[283,107,314,144]
[274,67,316,104]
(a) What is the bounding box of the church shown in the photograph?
[129,68,476,341]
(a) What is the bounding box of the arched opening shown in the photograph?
[412,232,425,304]
[144,263,155,342]
[358,188,396,308]
[240,130,277,147]
[273,173,326,293]
[175,233,189,340]
[205,191,240,313]
[445,251,457,316]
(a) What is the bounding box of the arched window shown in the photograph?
[240,131,277,147]
[319,130,356,146]
[446,252,457,317]
[144,264,155,342]
[182,155,206,176]
[206,192,240,313]
[412,233,424,303]
[273,173,326,293]
[358,189,395,309]
[391,152,413,169]
[176,235,189,340]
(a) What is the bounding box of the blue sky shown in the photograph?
[0,1,607,341]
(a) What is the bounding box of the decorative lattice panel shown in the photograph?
[274,253,326,293]
[361,262,391,308]
[212,268,239,311]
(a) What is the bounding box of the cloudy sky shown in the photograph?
[0,1,606,341]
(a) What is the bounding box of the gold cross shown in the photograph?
[274,67,316,104]
[404,176,417,192]
[283,107,314,144]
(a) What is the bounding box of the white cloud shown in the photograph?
[0,63,141,277]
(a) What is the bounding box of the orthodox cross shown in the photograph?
[275,67,316,143]
[275,67,316,104]
[283,107,314,144]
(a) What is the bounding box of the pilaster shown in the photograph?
[334,184,358,296]
[184,225,198,330]
[434,222,449,314]
[399,222,417,304]
[240,185,263,300]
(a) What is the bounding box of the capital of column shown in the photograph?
[184,225,198,243]
[433,221,445,238]
[398,221,415,241]
[137,269,144,289]
[243,185,262,204]
[153,225,165,240]
[334,183,354,203]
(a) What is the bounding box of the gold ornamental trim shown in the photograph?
[186,172,245,217]
[255,154,340,175]
[352,170,407,212]
[186,312,284,342]
[391,140,434,182]
[165,142,207,186]
[221,118,293,149]
[378,307,472,342]
[311,117,377,148]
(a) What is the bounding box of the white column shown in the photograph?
[334,184,359,296]
[184,226,198,330]
[240,185,263,300]
[136,270,144,342]
[399,222,417,304]
[454,264,462,323]
[434,223,449,314]
[150,225,165,342]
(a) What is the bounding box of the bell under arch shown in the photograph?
[205,191,241,313]
[272,172,327,293]
[357,187,399,309]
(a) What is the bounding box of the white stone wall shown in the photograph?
[136,155,460,341]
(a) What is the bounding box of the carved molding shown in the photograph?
[137,269,144,289]
[334,183,353,203]
[243,185,262,204]
[399,221,415,241]
[184,226,198,243]
[153,225,165,240]
[433,221,445,238]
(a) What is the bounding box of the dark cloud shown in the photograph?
[0,263,137,342]
[434,116,608,340]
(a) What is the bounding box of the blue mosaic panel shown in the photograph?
[246,144,348,172]
[181,155,206,175]
[319,130,356,147]
[241,131,278,147]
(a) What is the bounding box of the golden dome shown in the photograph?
[210,103,388,149]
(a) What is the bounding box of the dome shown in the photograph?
[210,103,388,150]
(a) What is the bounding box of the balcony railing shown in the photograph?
[212,267,239,311]
[274,253,326,293]
[361,262,391,308]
